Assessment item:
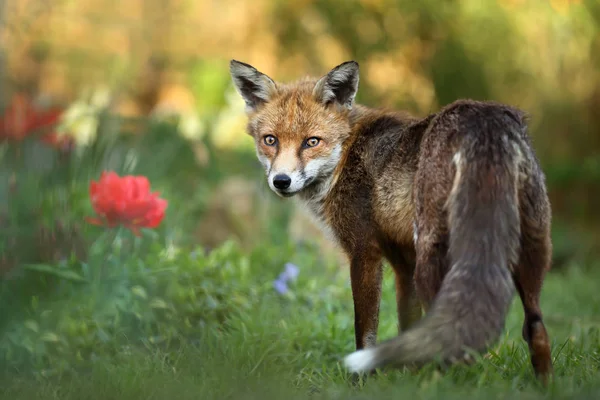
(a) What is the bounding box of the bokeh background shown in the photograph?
[0,0,599,390]
[3,0,598,263]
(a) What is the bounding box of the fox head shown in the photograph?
[229,60,360,198]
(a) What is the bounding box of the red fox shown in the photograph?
[229,60,553,383]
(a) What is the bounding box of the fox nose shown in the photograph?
[272,174,291,190]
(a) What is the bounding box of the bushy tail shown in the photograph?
[344,138,522,373]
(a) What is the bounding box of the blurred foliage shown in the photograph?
[1,238,261,376]
[2,0,597,254]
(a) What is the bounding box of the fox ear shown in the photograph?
[230,60,277,113]
[313,61,359,109]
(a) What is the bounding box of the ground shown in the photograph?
[2,254,599,400]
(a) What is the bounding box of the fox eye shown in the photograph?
[263,135,277,146]
[304,137,320,148]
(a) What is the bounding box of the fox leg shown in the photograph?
[513,229,553,384]
[389,250,422,333]
[413,168,452,314]
[349,250,383,350]
[414,227,450,313]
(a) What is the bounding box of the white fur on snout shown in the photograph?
[304,144,342,199]
[268,170,306,194]
[265,143,343,197]
[304,145,342,178]
[304,158,332,180]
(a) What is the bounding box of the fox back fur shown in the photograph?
[229,60,553,384]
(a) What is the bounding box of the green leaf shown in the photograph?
[23,264,88,283]
[149,298,169,309]
[40,332,60,343]
[24,320,39,333]
[131,285,148,299]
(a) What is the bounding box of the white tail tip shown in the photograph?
[343,348,378,373]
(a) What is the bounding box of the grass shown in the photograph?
[1,253,599,400]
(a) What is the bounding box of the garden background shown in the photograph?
[1,1,599,399]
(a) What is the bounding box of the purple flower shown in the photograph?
[282,263,299,281]
[273,262,300,295]
[273,278,288,295]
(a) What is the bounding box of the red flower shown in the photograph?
[86,171,168,235]
[0,93,63,142]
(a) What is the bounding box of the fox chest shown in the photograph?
[295,196,341,247]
